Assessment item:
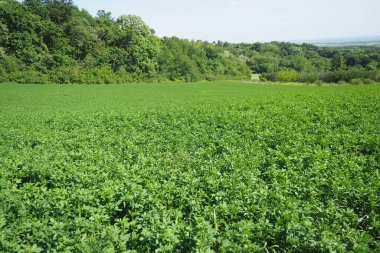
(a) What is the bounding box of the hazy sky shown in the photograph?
[74,0,380,43]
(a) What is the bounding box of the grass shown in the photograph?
[0,81,379,252]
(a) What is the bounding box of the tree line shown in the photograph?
[0,0,379,84]
[225,42,380,84]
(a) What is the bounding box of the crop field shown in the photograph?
[0,82,379,252]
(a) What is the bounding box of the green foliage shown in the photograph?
[0,1,251,83]
[331,52,344,70]
[350,78,363,85]
[0,21,9,47]
[24,0,76,25]
[226,42,380,84]
[6,68,49,84]
[362,78,375,84]
[298,72,318,83]
[0,53,20,73]
[248,51,280,73]
[66,15,98,60]
[319,68,378,83]
[276,70,299,82]
[0,0,379,84]
[158,38,250,82]
[337,80,347,85]
[117,15,153,37]
[0,82,379,251]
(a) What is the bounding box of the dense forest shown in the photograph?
[0,0,380,84]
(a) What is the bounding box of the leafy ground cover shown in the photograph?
[0,82,379,252]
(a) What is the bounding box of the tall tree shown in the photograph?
[24,0,75,24]
[331,53,344,71]
[116,15,160,79]
[0,22,8,47]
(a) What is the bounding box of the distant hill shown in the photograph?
[294,36,380,47]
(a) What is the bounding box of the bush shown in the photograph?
[260,72,276,82]
[48,67,76,84]
[350,78,363,85]
[0,65,5,82]
[319,69,377,84]
[0,54,20,73]
[7,69,49,84]
[276,70,299,82]
[362,78,375,84]
[376,71,380,82]
[42,66,134,84]
[298,72,318,83]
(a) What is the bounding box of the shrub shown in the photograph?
[298,72,318,83]
[276,70,299,82]
[260,72,276,82]
[0,65,5,82]
[362,78,375,84]
[350,78,363,85]
[7,69,49,84]
[376,71,380,82]
[319,69,377,84]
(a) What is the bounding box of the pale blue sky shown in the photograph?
[74,0,380,43]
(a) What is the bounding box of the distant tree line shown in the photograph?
[223,42,380,84]
[0,0,379,84]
